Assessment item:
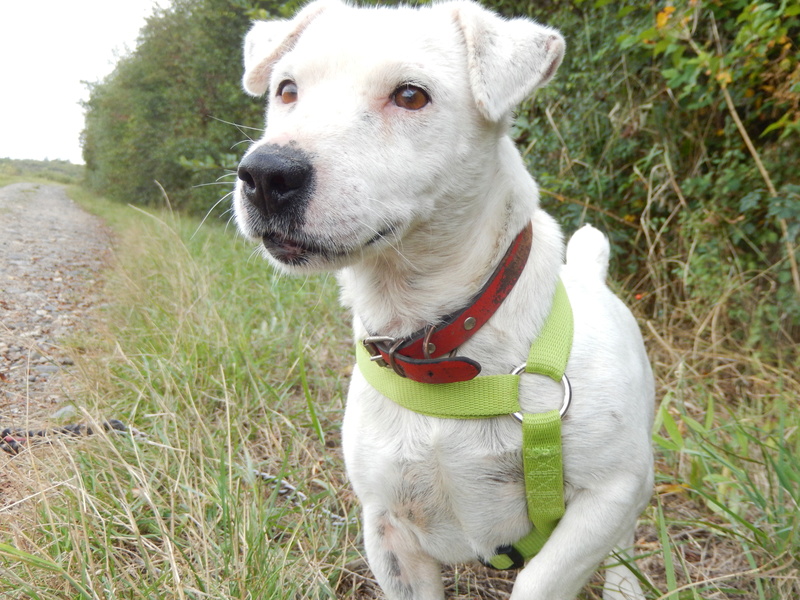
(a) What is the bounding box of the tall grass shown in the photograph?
[0,187,797,599]
[0,189,359,599]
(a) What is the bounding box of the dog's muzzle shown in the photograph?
[237,144,314,219]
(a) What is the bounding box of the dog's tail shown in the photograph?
[565,224,610,283]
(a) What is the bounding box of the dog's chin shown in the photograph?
[261,226,398,272]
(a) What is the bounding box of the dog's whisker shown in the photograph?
[209,115,263,132]
[348,208,416,269]
[247,244,264,265]
[192,192,234,239]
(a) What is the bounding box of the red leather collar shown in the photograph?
[362,222,532,384]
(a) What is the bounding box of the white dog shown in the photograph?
[232,1,655,599]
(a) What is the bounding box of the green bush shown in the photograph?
[510,0,799,358]
[82,0,278,214]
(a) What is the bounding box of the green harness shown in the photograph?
[355,279,573,569]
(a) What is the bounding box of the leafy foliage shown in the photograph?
[82,0,279,214]
[511,0,800,358]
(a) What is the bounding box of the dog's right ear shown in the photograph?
[242,0,340,97]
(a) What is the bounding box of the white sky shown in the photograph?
[0,0,163,164]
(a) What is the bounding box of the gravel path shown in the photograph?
[0,182,111,428]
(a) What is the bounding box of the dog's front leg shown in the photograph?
[363,505,444,600]
[510,480,646,600]
[601,528,645,600]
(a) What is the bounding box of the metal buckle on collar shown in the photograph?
[362,336,393,363]
[509,363,572,422]
[362,336,407,377]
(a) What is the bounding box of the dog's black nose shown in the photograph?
[237,145,313,216]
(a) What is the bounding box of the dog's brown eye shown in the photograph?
[277,80,298,104]
[392,85,429,110]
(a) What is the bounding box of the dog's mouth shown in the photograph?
[262,225,398,266]
[262,232,319,265]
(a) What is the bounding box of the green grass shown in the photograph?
[0,158,84,187]
[0,186,797,599]
[0,188,357,598]
[647,384,799,599]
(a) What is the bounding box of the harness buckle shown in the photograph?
[509,365,572,422]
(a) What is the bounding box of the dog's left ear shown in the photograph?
[449,1,565,122]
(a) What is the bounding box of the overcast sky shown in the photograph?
[0,0,163,164]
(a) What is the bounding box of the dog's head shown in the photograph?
[233,0,564,273]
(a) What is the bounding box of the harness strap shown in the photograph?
[487,278,571,569]
[487,410,563,569]
[356,279,573,569]
[356,346,522,417]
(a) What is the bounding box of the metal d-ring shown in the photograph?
[422,325,436,359]
[510,364,572,422]
[386,338,407,377]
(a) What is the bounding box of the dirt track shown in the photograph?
[0,182,111,428]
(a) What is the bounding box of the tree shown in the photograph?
[82,0,281,214]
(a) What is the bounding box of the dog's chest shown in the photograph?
[342,384,531,557]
